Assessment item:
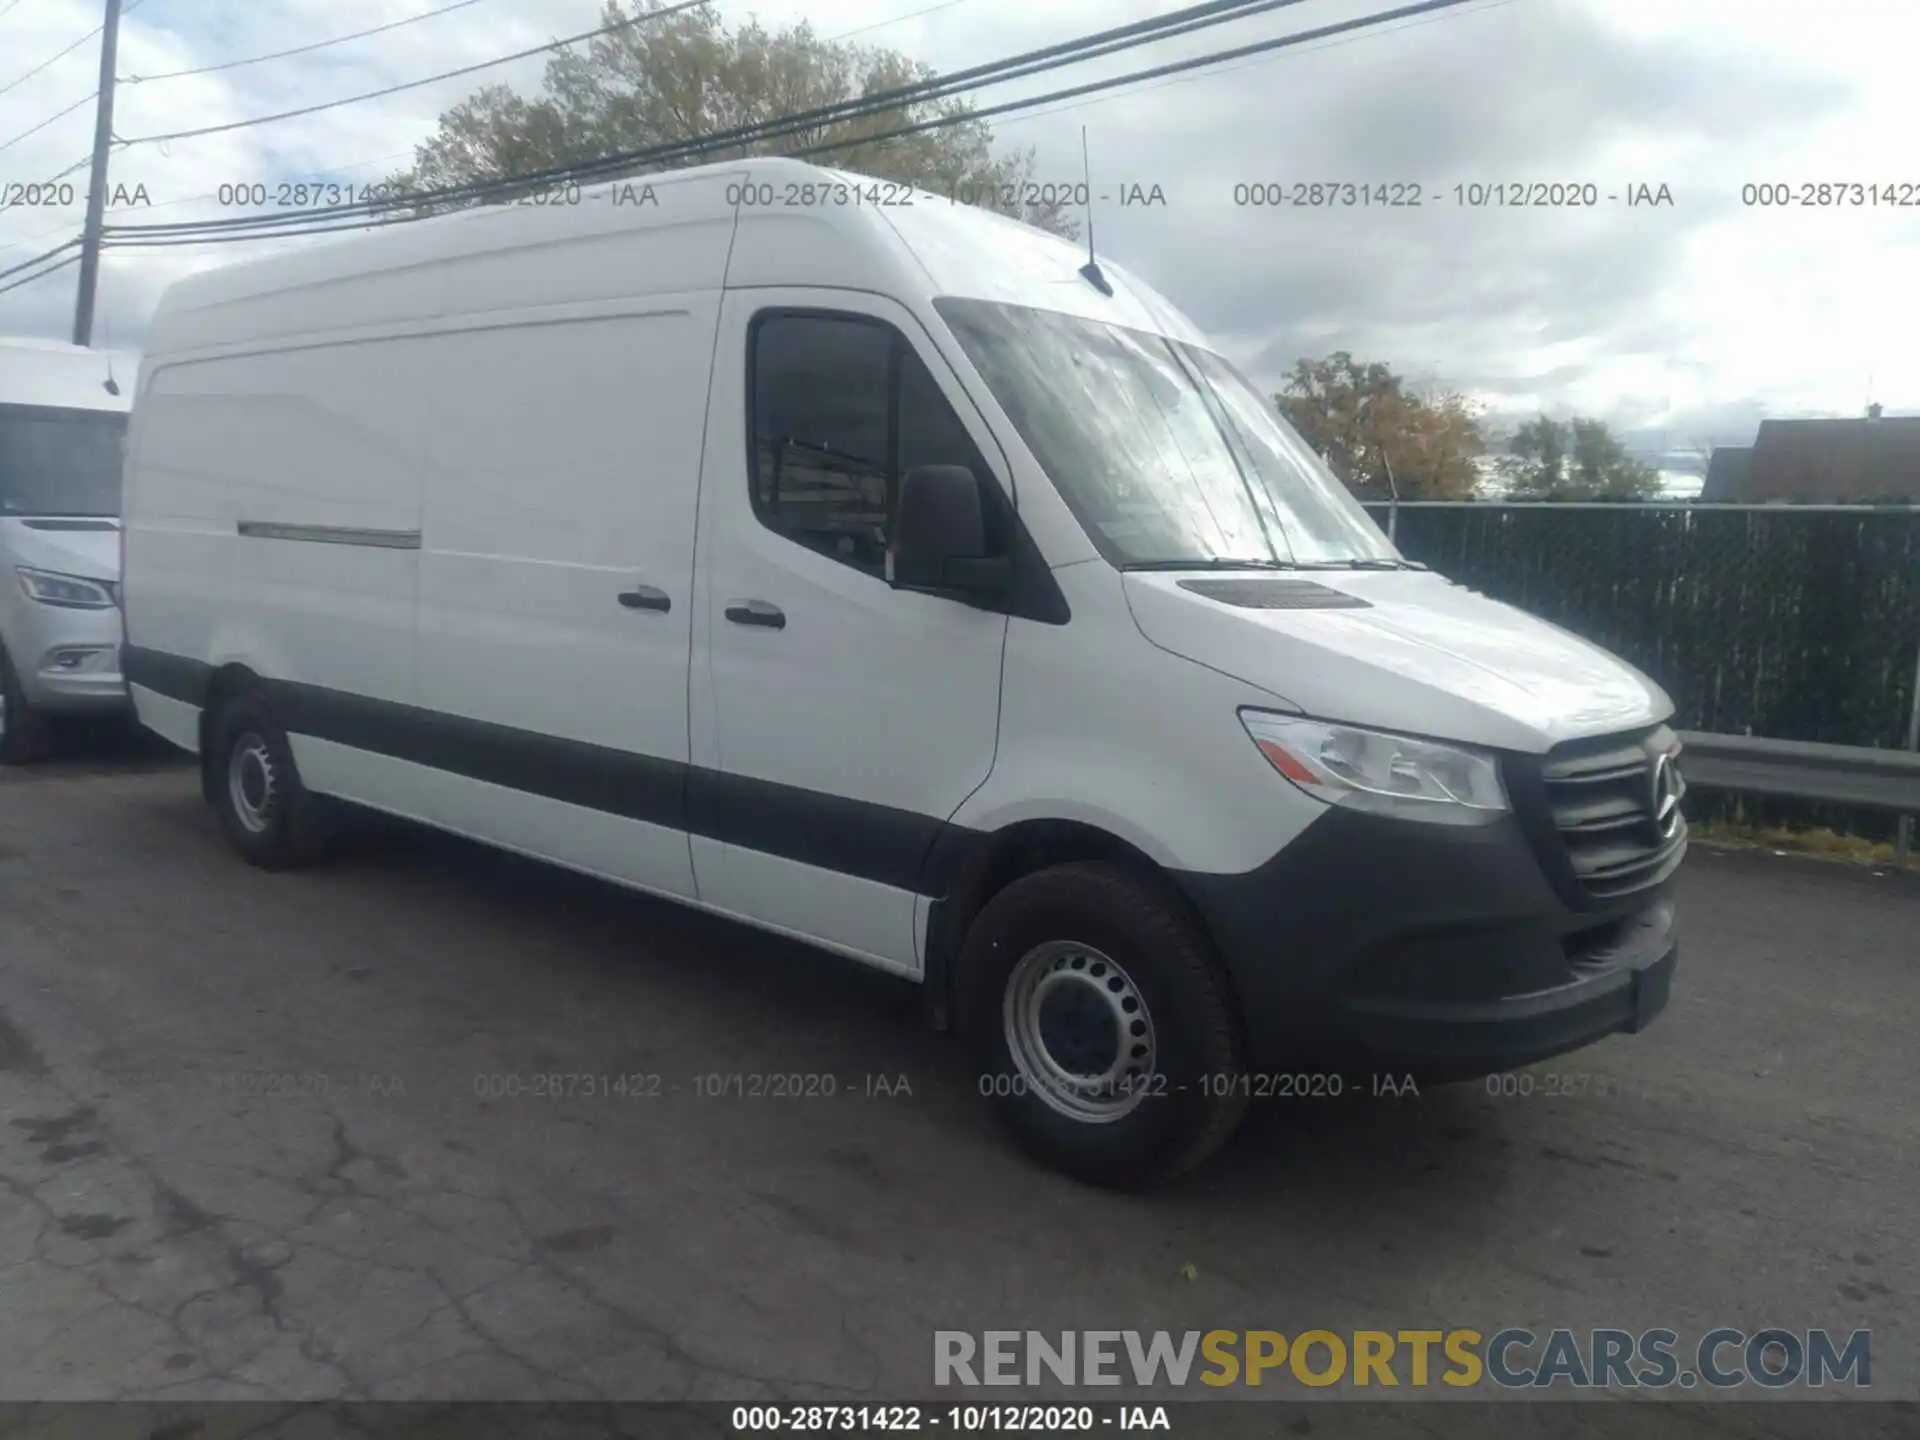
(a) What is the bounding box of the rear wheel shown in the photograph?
[0,642,54,765]
[206,690,335,867]
[957,861,1249,1188]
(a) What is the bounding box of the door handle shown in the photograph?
[724,599,786,629]
[618,585,671,612]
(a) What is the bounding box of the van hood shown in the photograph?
[1123,568,1671,754]
[0,517,121,582]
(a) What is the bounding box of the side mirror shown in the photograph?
[889,464,1009,595]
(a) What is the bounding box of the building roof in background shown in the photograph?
[1701,445,1753,501]
[1696,411,1920,502]
[1746,413,1920,501]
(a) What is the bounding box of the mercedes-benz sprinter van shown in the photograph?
[1,337,134,763]
[121,158,1686,1186]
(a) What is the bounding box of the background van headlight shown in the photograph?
[1240,710,1508,826]
[16,567,116,610]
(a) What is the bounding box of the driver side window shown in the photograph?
[748,311,997,577]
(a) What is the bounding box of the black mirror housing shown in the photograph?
[890,464,1008,594]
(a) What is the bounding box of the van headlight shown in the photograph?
[1239,710,1508,826]
[16,567,116,610]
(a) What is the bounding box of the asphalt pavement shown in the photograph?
[1,731,1915,1436]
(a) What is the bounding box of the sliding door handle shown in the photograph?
[618,585,671,612]
[724,599,786,629]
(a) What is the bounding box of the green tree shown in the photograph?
[1275,351,1486,499]
[389,0,1077,237]
[1499,416,1662,499]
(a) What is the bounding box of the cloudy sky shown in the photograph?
[1,0,1911,488]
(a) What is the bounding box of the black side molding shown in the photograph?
[122,645,212,707]
[117,647,981,901]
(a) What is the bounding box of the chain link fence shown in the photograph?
[1362,502,1920,840]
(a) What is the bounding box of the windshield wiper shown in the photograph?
[1121,556,1428,574]
[1287,557,1428,571]
[1120,558,1300,572]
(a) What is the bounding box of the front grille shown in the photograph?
[1540,727,1687,899]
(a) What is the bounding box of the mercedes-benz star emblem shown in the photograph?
[1651,753,1682,840]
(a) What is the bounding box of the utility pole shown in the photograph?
[72,0,125,347]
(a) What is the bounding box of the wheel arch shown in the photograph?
[197,662,264,802]
[922,816,1238,1032]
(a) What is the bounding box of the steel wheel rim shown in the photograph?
[1003,940,1157,1123]
[227,733,277,834]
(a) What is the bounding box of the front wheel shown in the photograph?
[956,862,1249,1189]
[206,690,335,868]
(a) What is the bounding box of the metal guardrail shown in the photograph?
[1676,731,1920,812]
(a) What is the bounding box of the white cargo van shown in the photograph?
[0,337,134,762]
[121,157,1686,1185]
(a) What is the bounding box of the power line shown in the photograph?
[102,0,1488,252]
[43,151,94,181]
[0,0,150,103]
[0,233,79,286]
[0,207,93,255]
[116,0,713,148]
[996,0,1517,129]
[629,0,1306,179]
[120,0,490,84]
[108,0,1300,239]
[0,20,99,100]
[799,0,1491,170]
[70,0,977,244]
[0,248,79,299]
[99,146,421,222]
[0,87,94,152]
[829,0,978,43]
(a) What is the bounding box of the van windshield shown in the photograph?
[933,298,1400,569]
[0,403,127,518]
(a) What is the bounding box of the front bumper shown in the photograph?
[1174,806,1682,1080]
[7,602,127,714]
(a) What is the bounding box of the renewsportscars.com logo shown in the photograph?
[934,1329,1872,1390]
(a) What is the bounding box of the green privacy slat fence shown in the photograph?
[1359,505,1920,753]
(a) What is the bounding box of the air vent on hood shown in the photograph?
[19,518,119,532]
[1176,578,1372,610]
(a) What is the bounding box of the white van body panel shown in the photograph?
[123,155,1682,1064]
[409,296,718,900]
[944,560,1316,873]
[139,168,737,353]
[131,339,429,708]
[0,338,134,413]
[873,191,1209,346]
[689,286,1010,971]
[1122,569,1673,753]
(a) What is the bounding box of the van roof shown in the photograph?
[0,336,135,413]
[144,156,1210,359]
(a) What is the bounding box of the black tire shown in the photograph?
[0,642,54,765]
[956,861,1249,1189]
[205,690,334,868]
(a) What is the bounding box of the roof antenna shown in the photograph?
[101,313,120,396]
[1077,126,1112,297]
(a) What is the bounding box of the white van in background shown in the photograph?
[0,337,134,762]
[120,157,1687,1186]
